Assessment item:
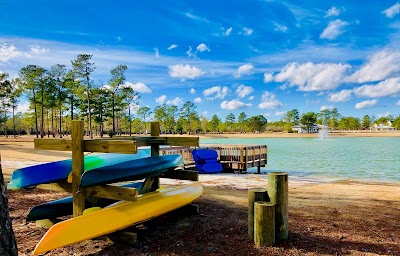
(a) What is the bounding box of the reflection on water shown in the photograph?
[200,137,400,183]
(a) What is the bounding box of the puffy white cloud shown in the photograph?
[168,44,178,50]
[186,46,195,58]
[124,82,152,93]
[154,48,160,58]
[155,95,167,104]
[272,62,350,91]
[320,105,334,111]
[0,44,27,62]
[397,100,400,106]
[196,43,210,52]
[224,27,233,36]
[382,2,400,18]
[194,97,202,103]
[203,86,229,99]
[190,88,196,94]
[236,84,254,98]
[258,91,282,109]
[264,73,274,83]
[328,89,352,102]
[31,45,49,54]
[353,77,400,98]
[347,50,400,83]
[355,99,378,109]
[220,99,251,110]
[275,111,286,116]
[320,19,349,40]
[168,64,205,81]
[324,7,340,18]
[241,27,253,36]
[274,22,288,32]
[234,63,254,78]
[166,97,183,106]
[248,96,255,100]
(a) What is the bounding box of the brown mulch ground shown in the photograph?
[7,185,400,256]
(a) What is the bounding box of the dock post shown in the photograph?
[254,201,275,247]
[248,188,269,240]
[267,172,288,240]
[150,122,160,190]
[72,120,85,217]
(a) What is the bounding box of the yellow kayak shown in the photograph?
[33,182,203,255]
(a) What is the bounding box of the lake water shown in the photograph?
[200,136,400,183]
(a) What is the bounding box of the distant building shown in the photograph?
[372,121,395,132]
[292,124,329,133]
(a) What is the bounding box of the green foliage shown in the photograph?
[301,112,317,128]
[284,109,300,125]
[362,115,371,130]
[209,114,221,132]
[246,115,267,132]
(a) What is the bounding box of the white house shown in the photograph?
[372,121,395,132]
[292,124,329,133]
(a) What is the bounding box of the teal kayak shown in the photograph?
[7,150,149,189]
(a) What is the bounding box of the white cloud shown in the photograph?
[377,112,391,118]
[186,46,195,57]
[248,96,255,100]
[355,99,378,109]
[154,48,160,58]
[190,88,196,94]
[241,27,253,36]
[168,64,205,81]
[274,22,288,32]
[31,45,49,54]
[124,82,152,93]
[185,13,209,23]
[324,7,340,18]
[382,2,400,18]
[272,62,350,91]
[0,44,27,62]
[258,91,282,109]
[166,97,183,106]
[320,105,334,111]
[347,50,400,83]
[203,86,229,99]
[196,43,210,52]
[275,111,286,116]
[220,99,251,110]
[328,89,352,102]
[224,27,233,36]
[194,97,202,103]
[353,77,400,98]
[397,100,400,106]
[236,84,254,98]
[320,19,349,40]
[16,101,30,113]
[168,44,178,50]
[234,63,254,78]
[201,111,209,117]
[264,73,274,83]
[155,95,167,104]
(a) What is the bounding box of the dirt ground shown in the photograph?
[2,139,400,255]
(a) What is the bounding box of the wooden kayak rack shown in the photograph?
[34,121,199,217]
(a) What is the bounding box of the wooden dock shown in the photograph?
[160,145,267,173]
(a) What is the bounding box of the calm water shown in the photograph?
[200,137,400,183]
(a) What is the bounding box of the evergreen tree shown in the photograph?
[238,112,247,132]
[138,106,151,134]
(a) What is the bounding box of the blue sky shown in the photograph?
[1,0,400,121]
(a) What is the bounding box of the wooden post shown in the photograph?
[254,201,275,247]
[0,154,18,256]
[268,172,288,241]
[248,188,269,240]
[150,122,160,190]
[72,120,85,217]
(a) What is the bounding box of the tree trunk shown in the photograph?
[12,107,16,138]
[40,87,44,138]
[70,97,74,121]
[51,108,55,137]
[59,89,62,138]
[129,105,132,136]
[0,154,18,255]
[33,89,38,138]
[112,94,115,134]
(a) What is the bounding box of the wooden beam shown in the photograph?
[150,122,160,191]
[160,136,199,147]
[72,120,85,217]
[84,140,137,154]
[36,182,72,193]
[35,139,137,154]
[34,138,72,151]
[163,169,199,181]
[85,185,138,202]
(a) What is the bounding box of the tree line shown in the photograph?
[1,54,399,137]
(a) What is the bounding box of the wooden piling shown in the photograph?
[267,172,288,241]
[254,201,275,247]
[150,122,160,191]
[72,120,85,217]
[248,188,269,240]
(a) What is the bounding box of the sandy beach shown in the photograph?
[1,138,399,255]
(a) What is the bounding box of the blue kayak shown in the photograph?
[7,150,149,189]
